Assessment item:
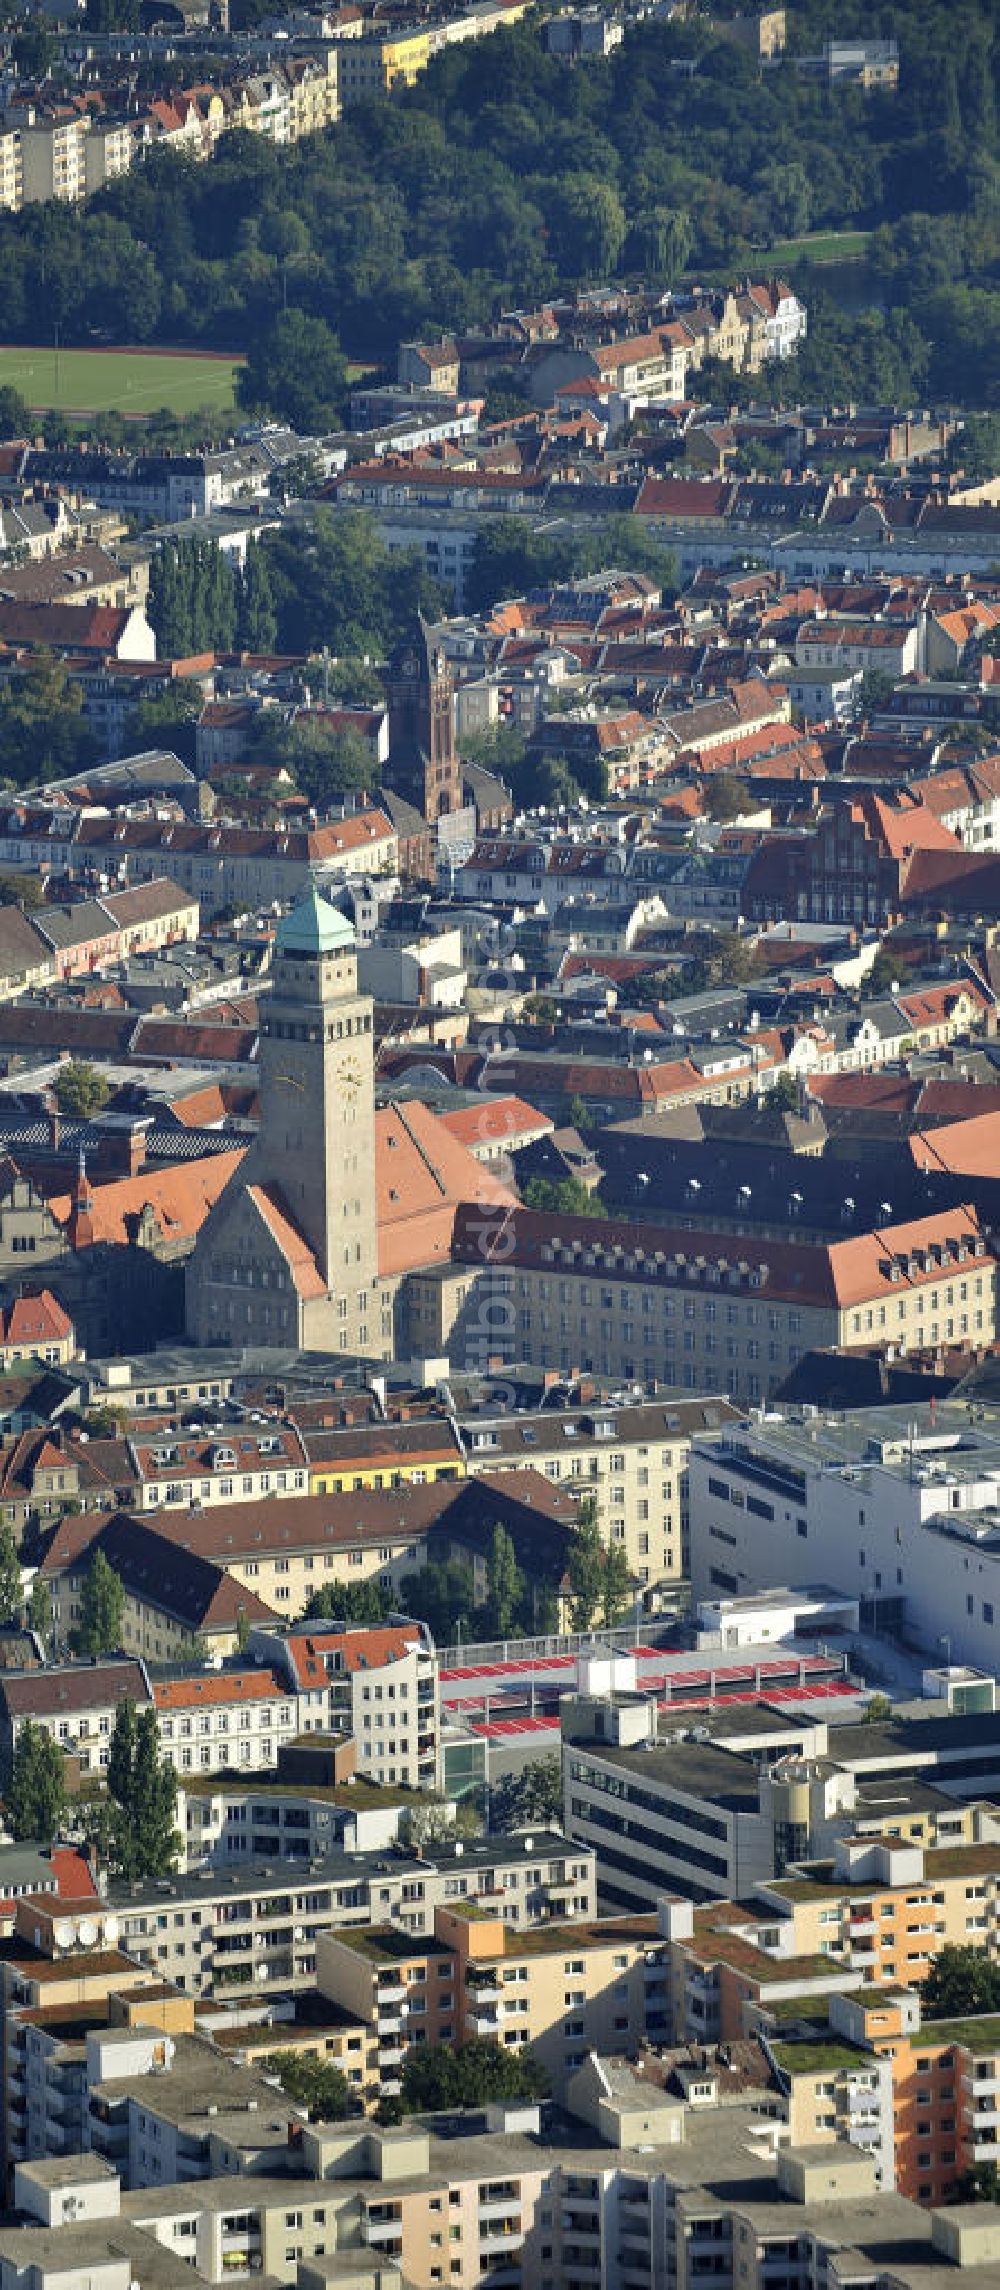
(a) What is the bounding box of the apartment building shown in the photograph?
[304,1417,465,1496]
[317,1900,669,2102]
[38,1512,278,1663]
[431,1201,995,1405]
[249,1620,441,1792]
[688,1399,1000,1667]
[659,1832,1000,2063]
[3,2079,999,2290]
[128,1423,309,1512]
[152,1671,299,1779]
[0,1895,187,2176]
[774,1981,1000,2210]
[176,1759,408,1870]
[18,113,89,204]
[0,1660,152,1783]
[463,1394,739,1600]
[105,1830,596,2002]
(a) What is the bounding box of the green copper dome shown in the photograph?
[276,887,356,956]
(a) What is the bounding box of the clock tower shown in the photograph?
[186,889,380,1353]
[258,889,377,1302]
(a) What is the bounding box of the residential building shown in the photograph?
[317,1900,668,2103]
[105,1830,596,2001]
[461,1394,740,1601]
[151,1671,298,1779]
[0,1660,152,1783]
[0,1294,74,1370]
[249,1619,441,1792]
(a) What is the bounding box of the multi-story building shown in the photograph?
[18,113,89,204]
[422,1201,995,1406]
[461,1394,739,1601]
[0,1895,188,2175]
[249,1620,441,1793]
[128,1423,309,1512]
[688,1399,1000,1667]
[107,1830,596,2001]
[304,1417,465,1496]
[151,1671,298,1779]
[318,1900,669,2103]
[0,1660,152,1784]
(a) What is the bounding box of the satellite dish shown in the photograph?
[52,1920,75,1951]
[102,1914,119,1947]
[77,1919,98,1948]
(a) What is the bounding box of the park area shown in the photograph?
[0,343,243,418]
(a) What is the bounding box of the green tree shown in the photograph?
[766,1071,801,1114]
[0,872,45,912]
[702,772,750,824]
[400,2037,548,2116]
[566,1496,632,1632]
[868,950,912,996]
[402,1555,477,1645]
[131,685,203,771]
[566,1096,589,1132]
[855,668,895,715]
[73,1548,125,1657]
[0,654,97,789]
[485,1523,522,1640]
[490,1755,562,1834]
[236,542,278,654]
[238,310,349,434]
[7,1722,66,1843]
[54,1061,110,1119]
[863,1692,894,1725]
[0,1523,22,1624]
[258,716,375,809]
[523,1176,606,1220]
[922,1945,1000,2019]
[262,2050,352,2120]
[0,385,30,438]
[947,413,1000,486]
[304,1579,392,1626]
[106,1701,179,1881]
[549,173,627,279]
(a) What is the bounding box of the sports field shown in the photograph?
[759,229,872,269]
[0,344,243,417]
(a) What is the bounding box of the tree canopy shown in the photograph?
[54,1061,110,1119]
[400,2036,548,2116]
[922,1945,1000,2019]
[0,8,992,407]
[262,2050,352,2121]
[7,1722,66,1844]
[72,1548,125,1657]
[106,1699,179,1881]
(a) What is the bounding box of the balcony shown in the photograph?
[375,1981,406,2003]
[364,2213,403,2244]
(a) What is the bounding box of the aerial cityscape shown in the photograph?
[1,0,1000,2285]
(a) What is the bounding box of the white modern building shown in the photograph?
[689,1401,1000,1669]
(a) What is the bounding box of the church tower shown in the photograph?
[186,890,380,1353]
[384,615,461,823]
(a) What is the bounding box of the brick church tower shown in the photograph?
[384,615,462,824]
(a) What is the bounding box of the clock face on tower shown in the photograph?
[338,1056,363,1102]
